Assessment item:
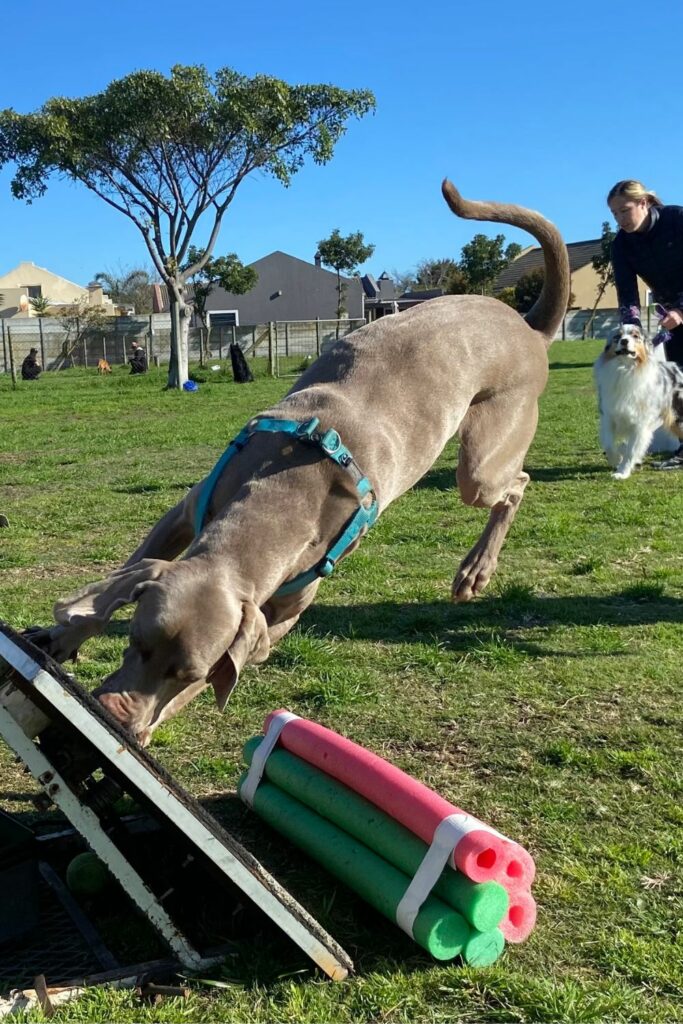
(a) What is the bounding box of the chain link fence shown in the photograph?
[0,315,365,379]
[7,307,657,379]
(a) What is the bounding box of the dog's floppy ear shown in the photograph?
[208,602,270,712]
[53,558,171,627]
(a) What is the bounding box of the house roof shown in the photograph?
[252,250,355,283]
[494,239,602,291]
[399,287,443,301]
[0,260,88,291]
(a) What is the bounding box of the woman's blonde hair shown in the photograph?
[607,179,663,207]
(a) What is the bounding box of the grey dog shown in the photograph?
[27,180,570,744]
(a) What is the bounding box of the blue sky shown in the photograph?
[1,0,682,287]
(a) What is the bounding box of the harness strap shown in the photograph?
[194,417,378,596]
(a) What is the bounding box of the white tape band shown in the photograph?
[395,813,466,936]
[240,711,299,808]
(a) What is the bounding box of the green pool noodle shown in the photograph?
[238,773,469,961]
[243,736,508,934]
[463,926,505,967]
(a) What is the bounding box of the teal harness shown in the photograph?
[194,417,379,596]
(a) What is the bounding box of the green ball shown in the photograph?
[66,852,110,896]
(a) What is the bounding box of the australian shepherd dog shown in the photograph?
[594,324,683,479]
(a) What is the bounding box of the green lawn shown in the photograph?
[1,343,682,1022]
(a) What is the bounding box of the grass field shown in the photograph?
[1,343,682,1022]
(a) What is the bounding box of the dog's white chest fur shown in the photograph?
[596,357,660,433]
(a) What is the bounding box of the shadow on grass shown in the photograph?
[525,463,607,481]
[548,361,595,370]
[299,587,683,657]
[112,481,195,494]
[412,467,455,491]
[413,462,610,490]
[103,584,681,663]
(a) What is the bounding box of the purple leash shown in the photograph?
[653,303,672,348]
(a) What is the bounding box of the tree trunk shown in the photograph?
[582,279,608,340]
[167,283,190,389]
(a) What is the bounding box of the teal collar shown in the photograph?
[194,417,378,596]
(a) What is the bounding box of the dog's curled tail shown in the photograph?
[441,179,570,347]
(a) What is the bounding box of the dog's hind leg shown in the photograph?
[452,390,538,602]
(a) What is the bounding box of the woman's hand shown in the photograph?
[661,309,683,330]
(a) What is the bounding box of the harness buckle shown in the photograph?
[295,417,320,440]
[319,429,342,455]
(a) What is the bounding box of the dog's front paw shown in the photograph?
[452,553,496,603]
[612,469,631,480]
[22,624,80,663]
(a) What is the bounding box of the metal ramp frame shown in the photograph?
[0,622,352,984]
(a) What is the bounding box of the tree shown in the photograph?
[28,294,51,315]
[459,234,521,295]
[54,300,109,369]
[182,244,257,358]
[0,65,375,388]
[93,266,154,314]
[410,258,469,295]
[496,287,517,309]
[317,229,375,327]
[405,239,522,297]
[513,268,574,314]
[514,268,546,313]
[388,268,416,296]
[582,221,616,339]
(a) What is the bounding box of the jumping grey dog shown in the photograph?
[27,180,570,745]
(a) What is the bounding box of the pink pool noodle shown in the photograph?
[264,711,535,887]
[498,886,537,944]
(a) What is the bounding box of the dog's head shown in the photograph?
[54,559,270,745]
[603,324,651,364]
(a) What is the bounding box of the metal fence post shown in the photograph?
[285,322,289,357]
[7,327,17,388]
[1,318,7,374]
[268,322,275,377]
[316,317,321,356]
[38,316,46,368]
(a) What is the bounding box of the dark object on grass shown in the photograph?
[21,349,41,380]
[230,342,254,383]
[128,343,148,375]
[0,809,40,943]
[0,514,9,528]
